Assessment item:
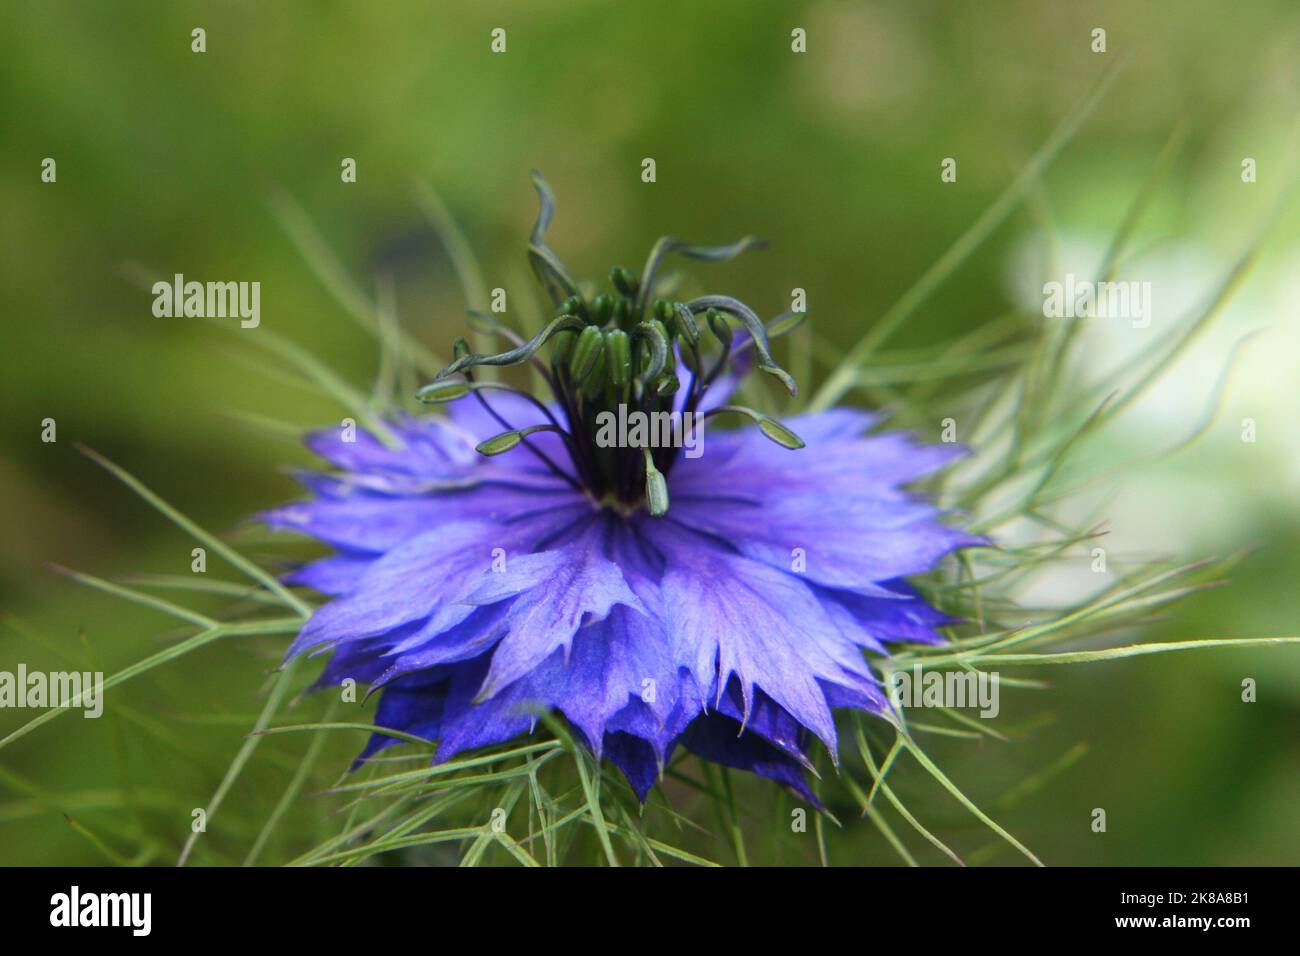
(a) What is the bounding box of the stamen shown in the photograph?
[457,368,584,492]
[703,405,805,450]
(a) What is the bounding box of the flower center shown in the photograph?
[415,173,808,516]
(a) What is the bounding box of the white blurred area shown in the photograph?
[1001,230,1300,561]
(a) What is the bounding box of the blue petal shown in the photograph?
[274,407,972,804]
[305,415,473,476]
[668,420,978,593]
[642,521,860,753]
[602,732,663,800]
[371,604,513,685]
[819,580,960,647]
[283,552,373,596]
[287,517,555,658]
[263,484,585,554]
[679,711,822,808]
[357,669,449,762]
[471,515,647,701]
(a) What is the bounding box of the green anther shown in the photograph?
[612,297,630,328]
[705,308,730,346]
[581,348,607,400]
[415,379,472,403]
[477,430,524,456]
[590,293,615,325]
[758,417,805,449]
[711,404,806,450]
[560,295,585,319]
[570,325,605,381]
[476,424,561,457]
[611,265,638,298]
[642,449,669,516]
[550,328,577,364]
[605,329,632,387]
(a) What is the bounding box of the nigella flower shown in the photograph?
[266,174,978,804]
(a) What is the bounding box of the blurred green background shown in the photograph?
[2,0,1297,865]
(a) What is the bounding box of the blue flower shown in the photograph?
[266,176,977,803]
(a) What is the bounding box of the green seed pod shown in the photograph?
[604,329,632,387]
[570,325,605,381]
